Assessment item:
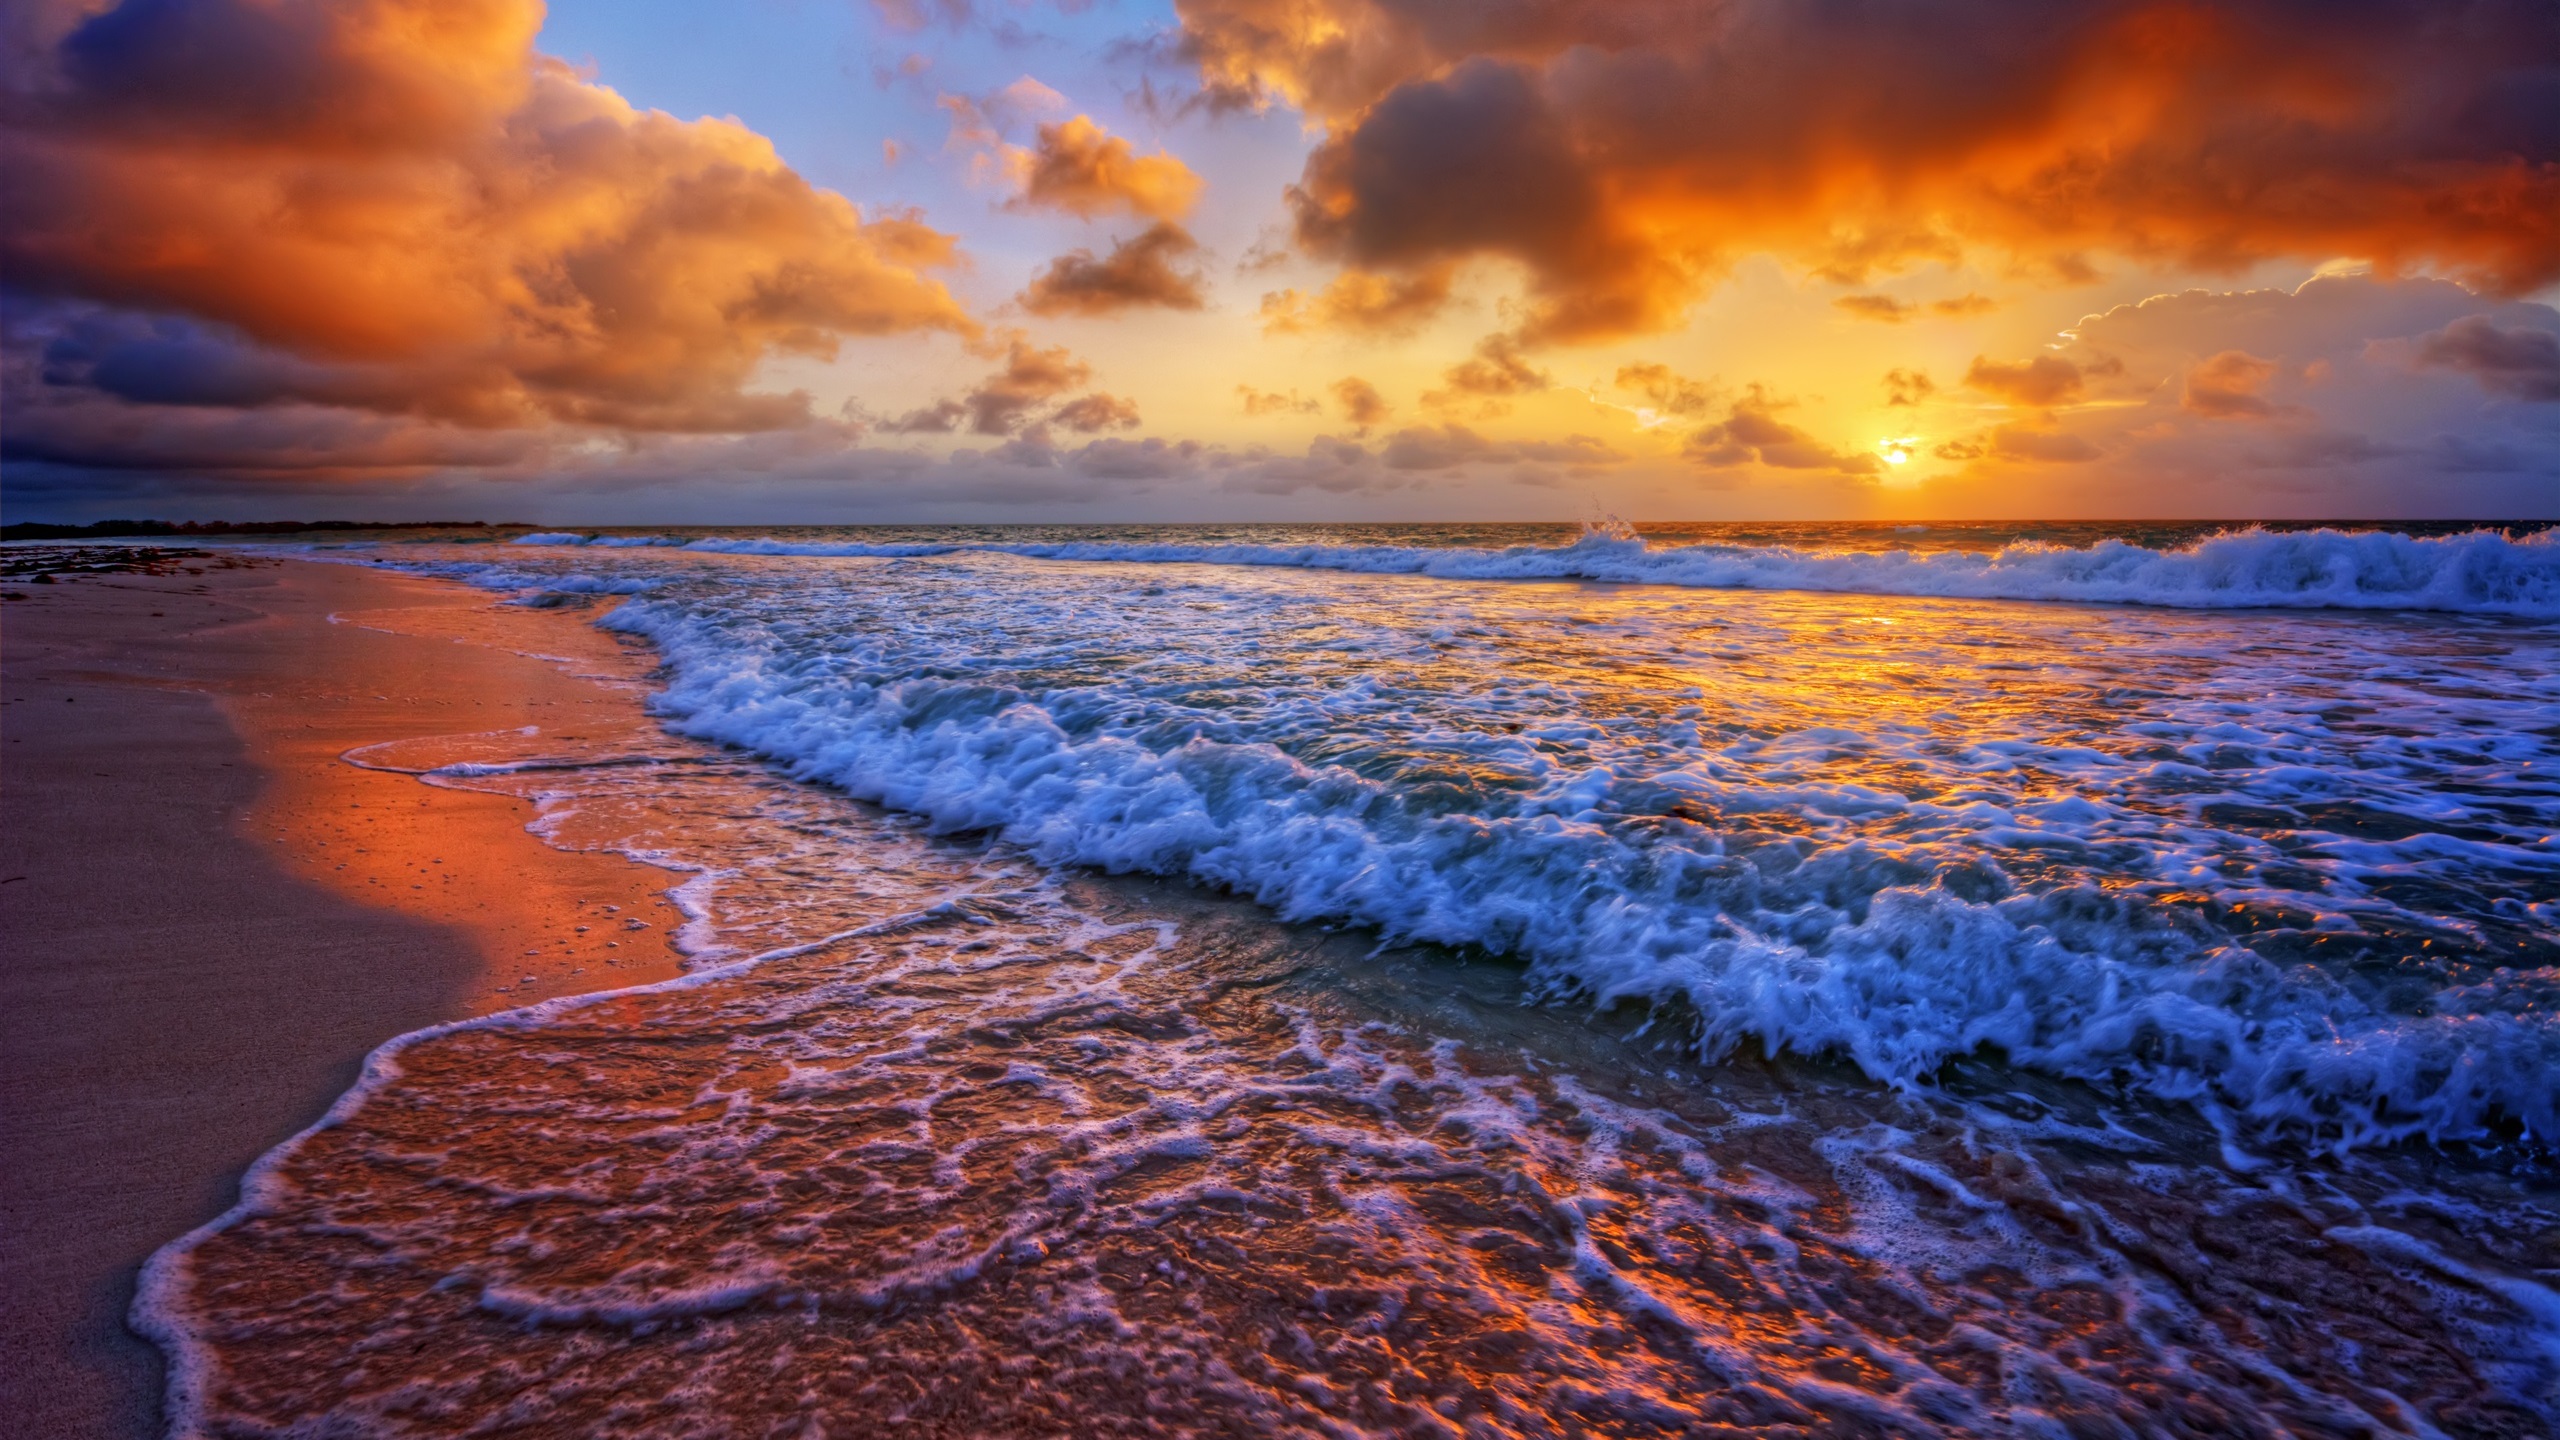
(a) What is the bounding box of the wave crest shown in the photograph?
[668,525,2559,616]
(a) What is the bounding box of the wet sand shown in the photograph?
[0,555,686,1439]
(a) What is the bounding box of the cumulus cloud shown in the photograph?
[1913,273,2560,504]
[1425,335,1549,407]
[880,399,970,434]
[1020,222,1207,315]
[1683,388,1881,474]
[1964,354,2085,408]
[872,335,1107,437]
[1613,363,1713,419]
[1182,0,2560,344]
[2182,350,2280,418]
[1050,392,1143,432]
[2414,317,2560,402]
[1882,368,1936,407]
[1256,266,1453,336]
[3,0,974,442]
[1329,376,1390,427]
[1005,114,1202,220]
[2067,275,2491,356]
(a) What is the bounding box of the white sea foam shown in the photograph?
[584,555,2560,1151]
[671,525,2560,616]
[318,527,2560,1150]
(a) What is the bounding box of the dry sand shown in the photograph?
[1,554,688,1439]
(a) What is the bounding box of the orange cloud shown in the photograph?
[1329,376,1389,427]
[2182,350,2281,418]
[1682,387,1880,475]
[1020,223,1207,316]
[882,336,1099,436]
[1837,293,2002,323]
[1613,363,1714,419]
[1051,392,1143,433]
[1256,267,1453,337]
[1882,368,1937,406]
[1007,115,1202,220]
[1182,0,2560,344]
[1425,335,1548,408]
[3,0,974,434]
[1238,384,1319,416]
[1835,294,1919,323]
[1964,355,2086,408]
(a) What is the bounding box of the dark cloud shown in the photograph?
[1182,0,2560,343]
[2429,433,2556,473]
[1378,422,1620,470]
[1218,435,1384,495]
[2237,431,2406,469]
[1020,222,1208,316]
[1070,436,1206,478]
[2414,316,2560,402]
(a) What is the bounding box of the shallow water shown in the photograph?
[143,523,2559,1436]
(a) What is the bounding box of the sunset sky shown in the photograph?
[3,0,2555,523]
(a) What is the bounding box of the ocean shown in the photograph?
[143,522,2559,1436]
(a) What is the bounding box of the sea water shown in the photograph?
[139,522,2560,1437]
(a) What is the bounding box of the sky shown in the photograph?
[2,0,2556,524]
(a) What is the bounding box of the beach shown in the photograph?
[0,555,685,1438]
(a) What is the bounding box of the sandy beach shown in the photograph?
[0,554,687,1439]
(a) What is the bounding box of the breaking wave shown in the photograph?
[632,524,2560,617]
[590,573,2559,1153]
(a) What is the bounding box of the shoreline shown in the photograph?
[0,554,688,1438]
